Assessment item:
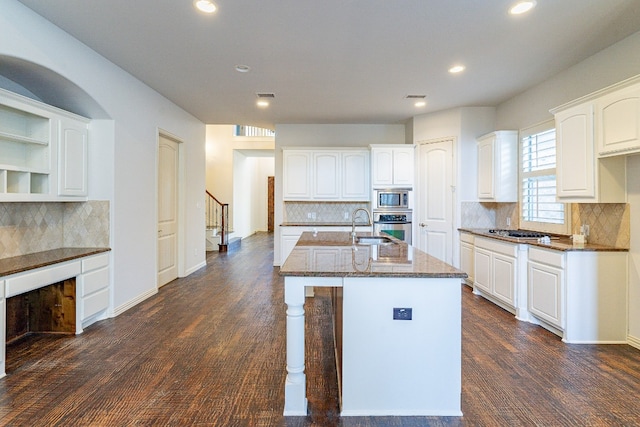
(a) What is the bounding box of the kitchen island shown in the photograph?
[279,231,467,417]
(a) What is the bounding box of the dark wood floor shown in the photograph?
[1,232,640,426]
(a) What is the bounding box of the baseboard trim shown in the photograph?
[628,335,640,350]
[113,288,158,317]
[184,260,206,276]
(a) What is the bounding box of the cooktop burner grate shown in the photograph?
[488,229,547,238]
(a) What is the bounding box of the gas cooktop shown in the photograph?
[488,229,547,239]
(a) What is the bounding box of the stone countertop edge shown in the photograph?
[0,247,111,277]
[279,231,467,279]
[459,228,628,252]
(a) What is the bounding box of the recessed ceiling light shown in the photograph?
[256,100,270,108]
[235,65,251,73]
[405,95,427,107]
[509,1,536,15]
[449,65,465,74]
[194,0,217,14]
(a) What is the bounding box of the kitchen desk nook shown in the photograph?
[279,231,467,417]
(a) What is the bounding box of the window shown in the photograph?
[234,125,274,137]
[520,121,570,234]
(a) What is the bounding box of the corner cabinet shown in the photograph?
[477,131,517,202]
[370,145,414,188]
[0,88,89,201]
[282,148,370,201]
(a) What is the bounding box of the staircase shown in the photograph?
[205,190,241,252]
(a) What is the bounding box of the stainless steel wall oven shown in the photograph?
[373,210,412,244]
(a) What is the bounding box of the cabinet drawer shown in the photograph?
[528,247,564,268]
[80,267,109,297]
[474,237,517,257]
[5,261,81,298]
[460,232,474,245]
[82,288,109,320]
[82,253,109,272]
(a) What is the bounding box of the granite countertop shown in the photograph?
[0,247,111,277]
[459,228,628,252]
[279,231,467,279]
[281,222,372,227]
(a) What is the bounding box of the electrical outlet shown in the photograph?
[344,212,349,220]
[311,212,316,220]
[393,307,412,320]
[583,224,590,237]
[307,212,312,219]
[506,217,511,227]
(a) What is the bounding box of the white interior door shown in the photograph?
[417,139,454,264]
[158,135,179,287]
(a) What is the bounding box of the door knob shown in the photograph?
[419,223,427,227]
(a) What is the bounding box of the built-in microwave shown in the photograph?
[374,189,411,210]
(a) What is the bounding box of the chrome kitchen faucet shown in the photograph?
[351,208,372,243]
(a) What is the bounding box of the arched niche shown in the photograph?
[0,55,109,120]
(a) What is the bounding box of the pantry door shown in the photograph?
[417,138,455,264]
[157,135,180,287]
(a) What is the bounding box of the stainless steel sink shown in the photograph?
[355,236,395,245]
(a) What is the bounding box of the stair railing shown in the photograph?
[205,190,229,251]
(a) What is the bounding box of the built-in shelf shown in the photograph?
[0,88,89,201]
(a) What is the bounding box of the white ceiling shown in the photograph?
[17,0,640,129]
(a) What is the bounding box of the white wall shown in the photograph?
[627,155,640,344]
[1,0,206,314]
[496,31,640,130]
[274,124,406,265]
[232,153,274,238]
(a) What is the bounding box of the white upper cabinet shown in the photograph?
[0,88,89,201]
[552,99,626,203]
[476,131,517,202]
[370,145,414,187]
[283,150,312,199]
[341,150,370,200]
[282,148,370,201]
[58,116,89,197]
[596,81,640,156]
[313,151,340,199]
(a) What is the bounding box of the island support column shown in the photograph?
[283,277,307,415]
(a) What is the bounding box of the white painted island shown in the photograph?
[279,231,467,417]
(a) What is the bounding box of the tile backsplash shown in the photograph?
[461,201,630,248]
[284,201,371,223]
[0,201,110,259]
[571,203,630,248]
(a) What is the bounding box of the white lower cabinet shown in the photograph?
[528,249,564,329]
[459,232,474,286]
[469,232,628,343]
[78,252,110,327]
[527,246,627,343]
[473,237,525,312]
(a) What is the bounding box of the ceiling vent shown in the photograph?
[256,93,275,98]
[405,94,426,99]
